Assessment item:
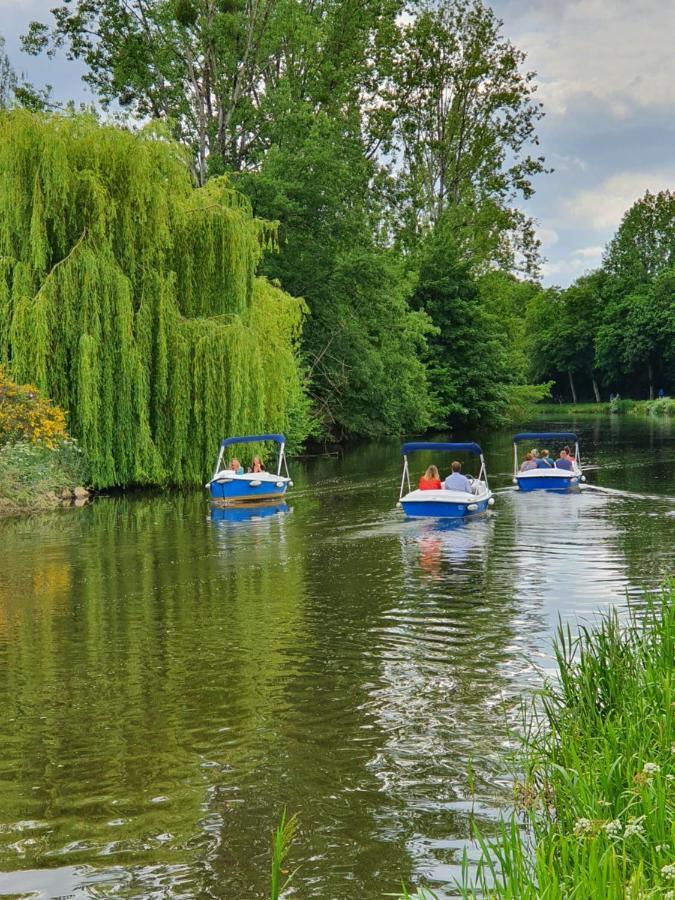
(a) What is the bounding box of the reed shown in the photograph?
[270,809,298,900]
[456,586,674,898]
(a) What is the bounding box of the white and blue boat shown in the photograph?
[398,441,494,519]
[207,434,292,502]
[513,432,583,492]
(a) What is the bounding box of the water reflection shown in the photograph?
[0,416,673,898]
[209,501,290,524]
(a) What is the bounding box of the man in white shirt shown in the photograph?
[443,461,474,494]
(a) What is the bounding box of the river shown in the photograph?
[0,414,673,899]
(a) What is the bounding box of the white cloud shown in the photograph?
[502,0,675,118]
[537,226,559,248]
[572,245,604,259]
[564,170,675,231]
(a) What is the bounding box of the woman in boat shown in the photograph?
[248,456,266,473]
[418,465,442,490]
[520,452,537,472]
[229,457,245,475]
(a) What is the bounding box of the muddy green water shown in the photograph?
[0,414,673,899]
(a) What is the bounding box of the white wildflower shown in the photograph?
[603,819,622,836]
[667,774,674,783]
[643,762,660,775]
[573,818,594,836]
[623,816,645,838]
[597,799,611,808]
[657,845,668,853]
[661,863,675,880]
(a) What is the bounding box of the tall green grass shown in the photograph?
[270,809,298,900]
[456,588,674,899]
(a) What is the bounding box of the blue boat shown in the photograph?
[398,441,494,519]
[513,432,583,492]
[206,434,292,502]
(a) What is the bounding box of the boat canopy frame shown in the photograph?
[512,432,580,477]
[399,441,488,499]
[212,434,289,479]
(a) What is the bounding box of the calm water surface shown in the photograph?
[0,414,673,898]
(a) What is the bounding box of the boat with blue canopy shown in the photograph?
[513,432,583,492]
[207,434,292,502]
[398,441,494,518]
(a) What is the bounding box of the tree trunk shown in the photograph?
[591,371,601,403]
[567,368,578,404]
[648,360,654,400]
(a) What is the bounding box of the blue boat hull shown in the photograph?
[516,474,579,492]
[209,478,288,502]
[401,497,490,519]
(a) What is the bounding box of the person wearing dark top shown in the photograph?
[536,449,554,468]
[555,450,574,471]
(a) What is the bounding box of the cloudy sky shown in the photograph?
[2,0,675,285]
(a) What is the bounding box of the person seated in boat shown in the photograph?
[536,449,554,468]
[248,456,266,474]
[443,461,474,494]
[229,457,245,475]
[418,465,442,490]
[519,452,537,472]
[555,450,574,471]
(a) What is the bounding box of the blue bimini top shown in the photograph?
[401,441,483,456]
[220,434,285,449]
[512,432,578,444]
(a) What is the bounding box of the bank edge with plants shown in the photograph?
[0,366,90,513]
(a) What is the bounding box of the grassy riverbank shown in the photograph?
[449,587,674,899]
[533,398,675,419]
[0,441,90,515]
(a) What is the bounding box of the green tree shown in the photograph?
[237,111,432,437]
[390,0,545,271]
[603,190,675,289]
[409,217,512,424]
[22,0,402,184]
[0,111,306,487]
[595,269,675,399]
[524,272,605,403]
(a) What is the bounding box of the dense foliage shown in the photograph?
[0,111,306,487]
[525,190,675,402]
[19,0,549,438]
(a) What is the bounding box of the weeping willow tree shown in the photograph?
[0,111,307,487]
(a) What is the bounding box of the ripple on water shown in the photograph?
[0,422,674,898]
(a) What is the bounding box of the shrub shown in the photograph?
[645,397,675,418]
[0,366,68,448]
[609,397,635,415]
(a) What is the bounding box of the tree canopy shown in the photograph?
[524,191,675,402]
[15,1,554,440]
[0,110,306,487]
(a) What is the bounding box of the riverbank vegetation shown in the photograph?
[447,587,674,899]
[0,368,90,512]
